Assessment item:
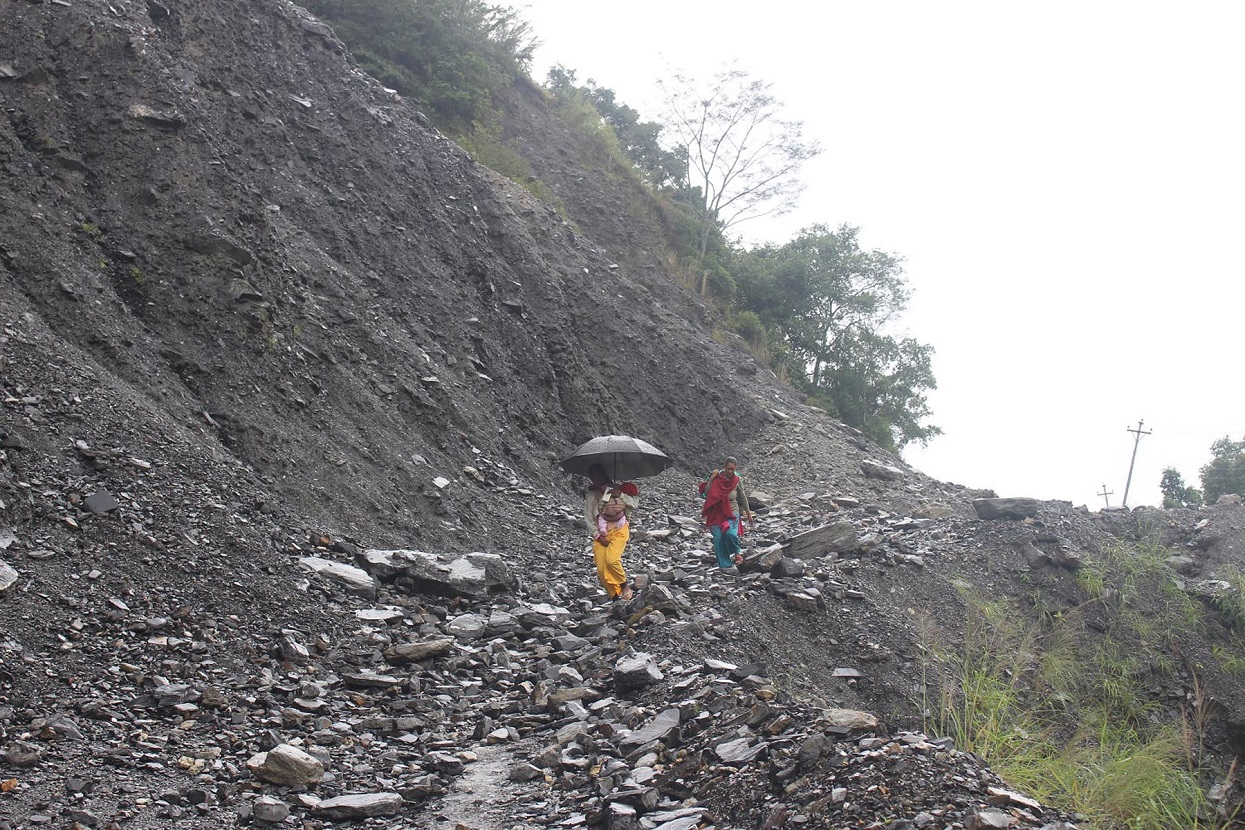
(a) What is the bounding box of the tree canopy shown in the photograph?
[734,225,939,450]
[1160,467,1203,508]
[1200,436,1245,504]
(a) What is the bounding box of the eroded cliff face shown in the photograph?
[0,0,774,550]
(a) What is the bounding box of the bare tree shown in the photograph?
[659,67,821,291]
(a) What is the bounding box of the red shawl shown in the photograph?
[702,472,739,528]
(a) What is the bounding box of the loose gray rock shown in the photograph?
[4,740,41,767]
[83,489,119,514]
[614,652,664,690]
[715,737,768,764]
[784,521,859,558]
[965,808,1018,829]
[620,708,681,752]
[447,612,488,640]
[248,744,325,785]
[383,636,454,663]
[298,556,377,599]
[823,708,880,733]
[0,562,18,593]
[509,762,545,782]
[607,801,639,830]
[861,460,905,480]
[360,548,518,596]
[252,796,290,823]
[311,792,403,820]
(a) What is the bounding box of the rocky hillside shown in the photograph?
[0,0,774,551]
[3,1,1245,829]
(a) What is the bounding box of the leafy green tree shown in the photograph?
[735,224,939,450]
[809,328,939,450]
[1160,467,1203,508]
[658,68,820,284]
[1200,437,1245,503]
[302,0,535,132]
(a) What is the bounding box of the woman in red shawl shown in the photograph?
[701,456,753,571]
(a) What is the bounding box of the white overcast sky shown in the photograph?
[514,1,1245,509]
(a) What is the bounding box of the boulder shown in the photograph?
[783,521,859,558]
[298,556,377,599]
[312,793,403,820]
[359,549,517,597]
[860,460,905,480]
[248,744,324,785]
[614,652,664,690]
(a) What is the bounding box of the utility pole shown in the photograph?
[1121,420,1152,508]
[1098,484,1113,507]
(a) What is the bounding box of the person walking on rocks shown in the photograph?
[701,456,753,573]
[584,463,636,601]
[593,491,633,600]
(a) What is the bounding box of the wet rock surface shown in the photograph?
[2,1,1245,829]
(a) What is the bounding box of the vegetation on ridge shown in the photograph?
[922,538,1241,829]
[301,0,535,133]
[1162,436,1245,507]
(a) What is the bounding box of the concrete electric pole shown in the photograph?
[1121,420,1152,508]
[1098,483,1113,507]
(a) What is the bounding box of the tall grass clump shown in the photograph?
[920,541,1235,829]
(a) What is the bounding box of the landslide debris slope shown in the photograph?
[0,0,772,552]
[3,2,1245,829]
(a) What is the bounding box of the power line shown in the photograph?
[1154,426,1245,439]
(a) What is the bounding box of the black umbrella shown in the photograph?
[560,434,673,481]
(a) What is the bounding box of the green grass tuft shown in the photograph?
[921,539,1237,829]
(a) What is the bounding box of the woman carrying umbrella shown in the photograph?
[583,464,637,600]
[564,436,670,602]
[592,487,634,601]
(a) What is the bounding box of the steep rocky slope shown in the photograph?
[0,0,771,551]
[3,1,1245,829]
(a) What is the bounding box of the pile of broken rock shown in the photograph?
[2,477,1085,830]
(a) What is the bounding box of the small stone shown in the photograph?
[4,740,41,767]
[83,490,119,514]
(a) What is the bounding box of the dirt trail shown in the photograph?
[413,738,554,830]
